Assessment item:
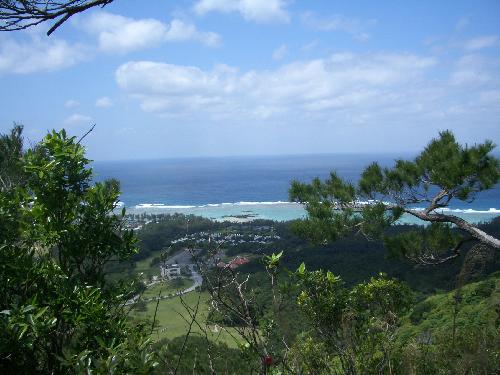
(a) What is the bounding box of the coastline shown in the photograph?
[122,201,500,225]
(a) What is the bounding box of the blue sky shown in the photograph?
[1,0,499,160]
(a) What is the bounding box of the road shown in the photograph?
[126,250,203,306]
[165,249,194,265]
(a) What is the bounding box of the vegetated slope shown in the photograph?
[396,272,500,374]
[126,214,499,374]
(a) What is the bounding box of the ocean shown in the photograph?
[93,154,500,224]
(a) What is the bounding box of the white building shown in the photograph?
[160,263,181,279]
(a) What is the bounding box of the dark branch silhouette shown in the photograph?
[0,1,114,35]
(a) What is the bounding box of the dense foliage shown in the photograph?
[154,336,254,374]
[235,218,499,293]
[0,127,156,373]
[292,268,413,374]
[395,272,500,374]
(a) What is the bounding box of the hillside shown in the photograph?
[396,272,500,374]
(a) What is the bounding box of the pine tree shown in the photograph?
[289,131,500,264]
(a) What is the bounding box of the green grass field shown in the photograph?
[141,278,193,299]
[134,254,161,279]
[126,246,244,347]
[106,249,165,282]
[131,291,243,347]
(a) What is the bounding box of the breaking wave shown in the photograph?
[130,201,499,214]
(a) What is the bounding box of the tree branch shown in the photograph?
[174,294,201,375]
[0,1,114,35]
[403,208,500,249]
[76,123,95,145]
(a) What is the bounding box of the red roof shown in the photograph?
[217,257,250,269]
[228,257,249,269]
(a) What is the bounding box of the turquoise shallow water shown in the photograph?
[125,202,499,224]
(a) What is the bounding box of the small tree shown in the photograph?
[290,131,499,264]
[293,266,412,374]
[0,127,157,373]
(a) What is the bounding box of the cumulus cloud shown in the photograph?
[164,19,220,45]
[301,12,376,41]
[64,113,93,125]
[0,11,221,74]
[115,53,437,121]
[463,35,497,51]
[193,0,290,23]
[83,12,220,53]
[95,96,113,108]
[272,44,288,60]
[0,34,87,74]
[65,99,80,108]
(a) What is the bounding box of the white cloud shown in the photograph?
[96,97,113,108]
[164,19,220,46]
[193,0,290,23]
[83,12,220,53]
[301,12,376,41]
[450,70,489,85]
[450,54,491,85]
[65,99,80,108]
[0,34,87,74]
[64,113,93,125]
[84,12,165,53]
[0,12,221,74]
[115,53,437,121]
[463,35,497,51]
[272,44,288,60]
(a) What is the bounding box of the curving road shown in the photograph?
[126,254,203,306]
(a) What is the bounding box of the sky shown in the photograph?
[1,0,500,160]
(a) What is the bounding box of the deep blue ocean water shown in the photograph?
[93,154,500,222]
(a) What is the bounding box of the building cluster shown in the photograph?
[170,230,280,247]
[123,217,154,231]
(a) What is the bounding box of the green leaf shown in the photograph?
[297,262,306,275]
[22,305,36,314]
[34,306,48,319]
[326,271,336,283]
[18,325,28,340]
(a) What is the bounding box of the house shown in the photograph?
[217,256,250,270]
[160,263,181,279]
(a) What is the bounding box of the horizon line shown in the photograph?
[91,150,427,163]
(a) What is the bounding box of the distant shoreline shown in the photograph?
[121,201,500,225]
